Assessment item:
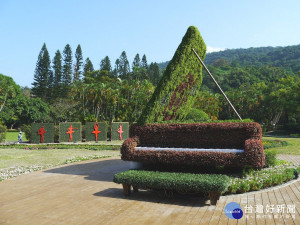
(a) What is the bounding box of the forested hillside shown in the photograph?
[159,44,300,73]
[204,44,300,74]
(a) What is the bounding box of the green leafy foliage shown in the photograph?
[138,26,206,124]
[228,165,297,194]
[204,44,300,74]
[114,170,230,193]
[264,150,277,167]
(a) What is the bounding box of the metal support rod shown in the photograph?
[192,48,243,121]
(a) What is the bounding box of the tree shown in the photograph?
[0,74,21,113]
[148,62,160,85]
[74,44,83,81]
[62,44,73,94]
[132,53,140,69]
[0,95,50,128]
[83,57,94,75]
[100,56,112,74]
[32,43,51,100]
[118,51,130,80]
[141,54,148,69]
[113,59,120,77]
[52,50,63,98]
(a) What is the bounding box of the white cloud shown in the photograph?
[207,46,225,53]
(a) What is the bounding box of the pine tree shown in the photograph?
[113,59,120,77]
[83,57,94,74]
[141,54,148,69]
[74,44,83,81]
[52,50,63,98]
[118,51,130,80]
[32,43,51,100]
[132,53,141,69]
[148,62,160,85]
[62,44,72,94]
[100,56,112,73]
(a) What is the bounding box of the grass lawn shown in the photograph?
[0,148,120,169]
[5,130,28,142]
[263,136,300,155]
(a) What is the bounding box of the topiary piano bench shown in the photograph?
[113,170,230,205]
[121,122,265,169]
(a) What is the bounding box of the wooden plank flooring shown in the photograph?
[0,157,299,225]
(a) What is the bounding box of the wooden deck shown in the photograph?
[0,157,299,225]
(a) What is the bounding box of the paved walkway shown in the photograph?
[0,156,299,225]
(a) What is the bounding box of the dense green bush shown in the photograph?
[21,125,31,142]
[114,170,230,193]
[184,108,209,122]
[138,26,207,125]
[0,123,7,142]
[264,150,277,167]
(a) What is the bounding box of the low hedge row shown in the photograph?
[113,170,230,193]
[0,144,120,150]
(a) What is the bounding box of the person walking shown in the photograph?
[18,131,23,143]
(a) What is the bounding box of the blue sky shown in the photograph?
[0,0,299,87]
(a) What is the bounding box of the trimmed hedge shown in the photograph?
[121,122,265,168]
[31,123,54,143]
[59,122,82,143]
[111,122,129,141]
[138,26,206,125]
[86,122,107,142]
[114,170,230,193]
[0,144,120,150]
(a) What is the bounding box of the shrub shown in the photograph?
[264,150,277,167]
[0,123,7,142]
[114,170,230,193]
[138,26,207,125]
[184,108,209,122]
[21,125,31,142]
